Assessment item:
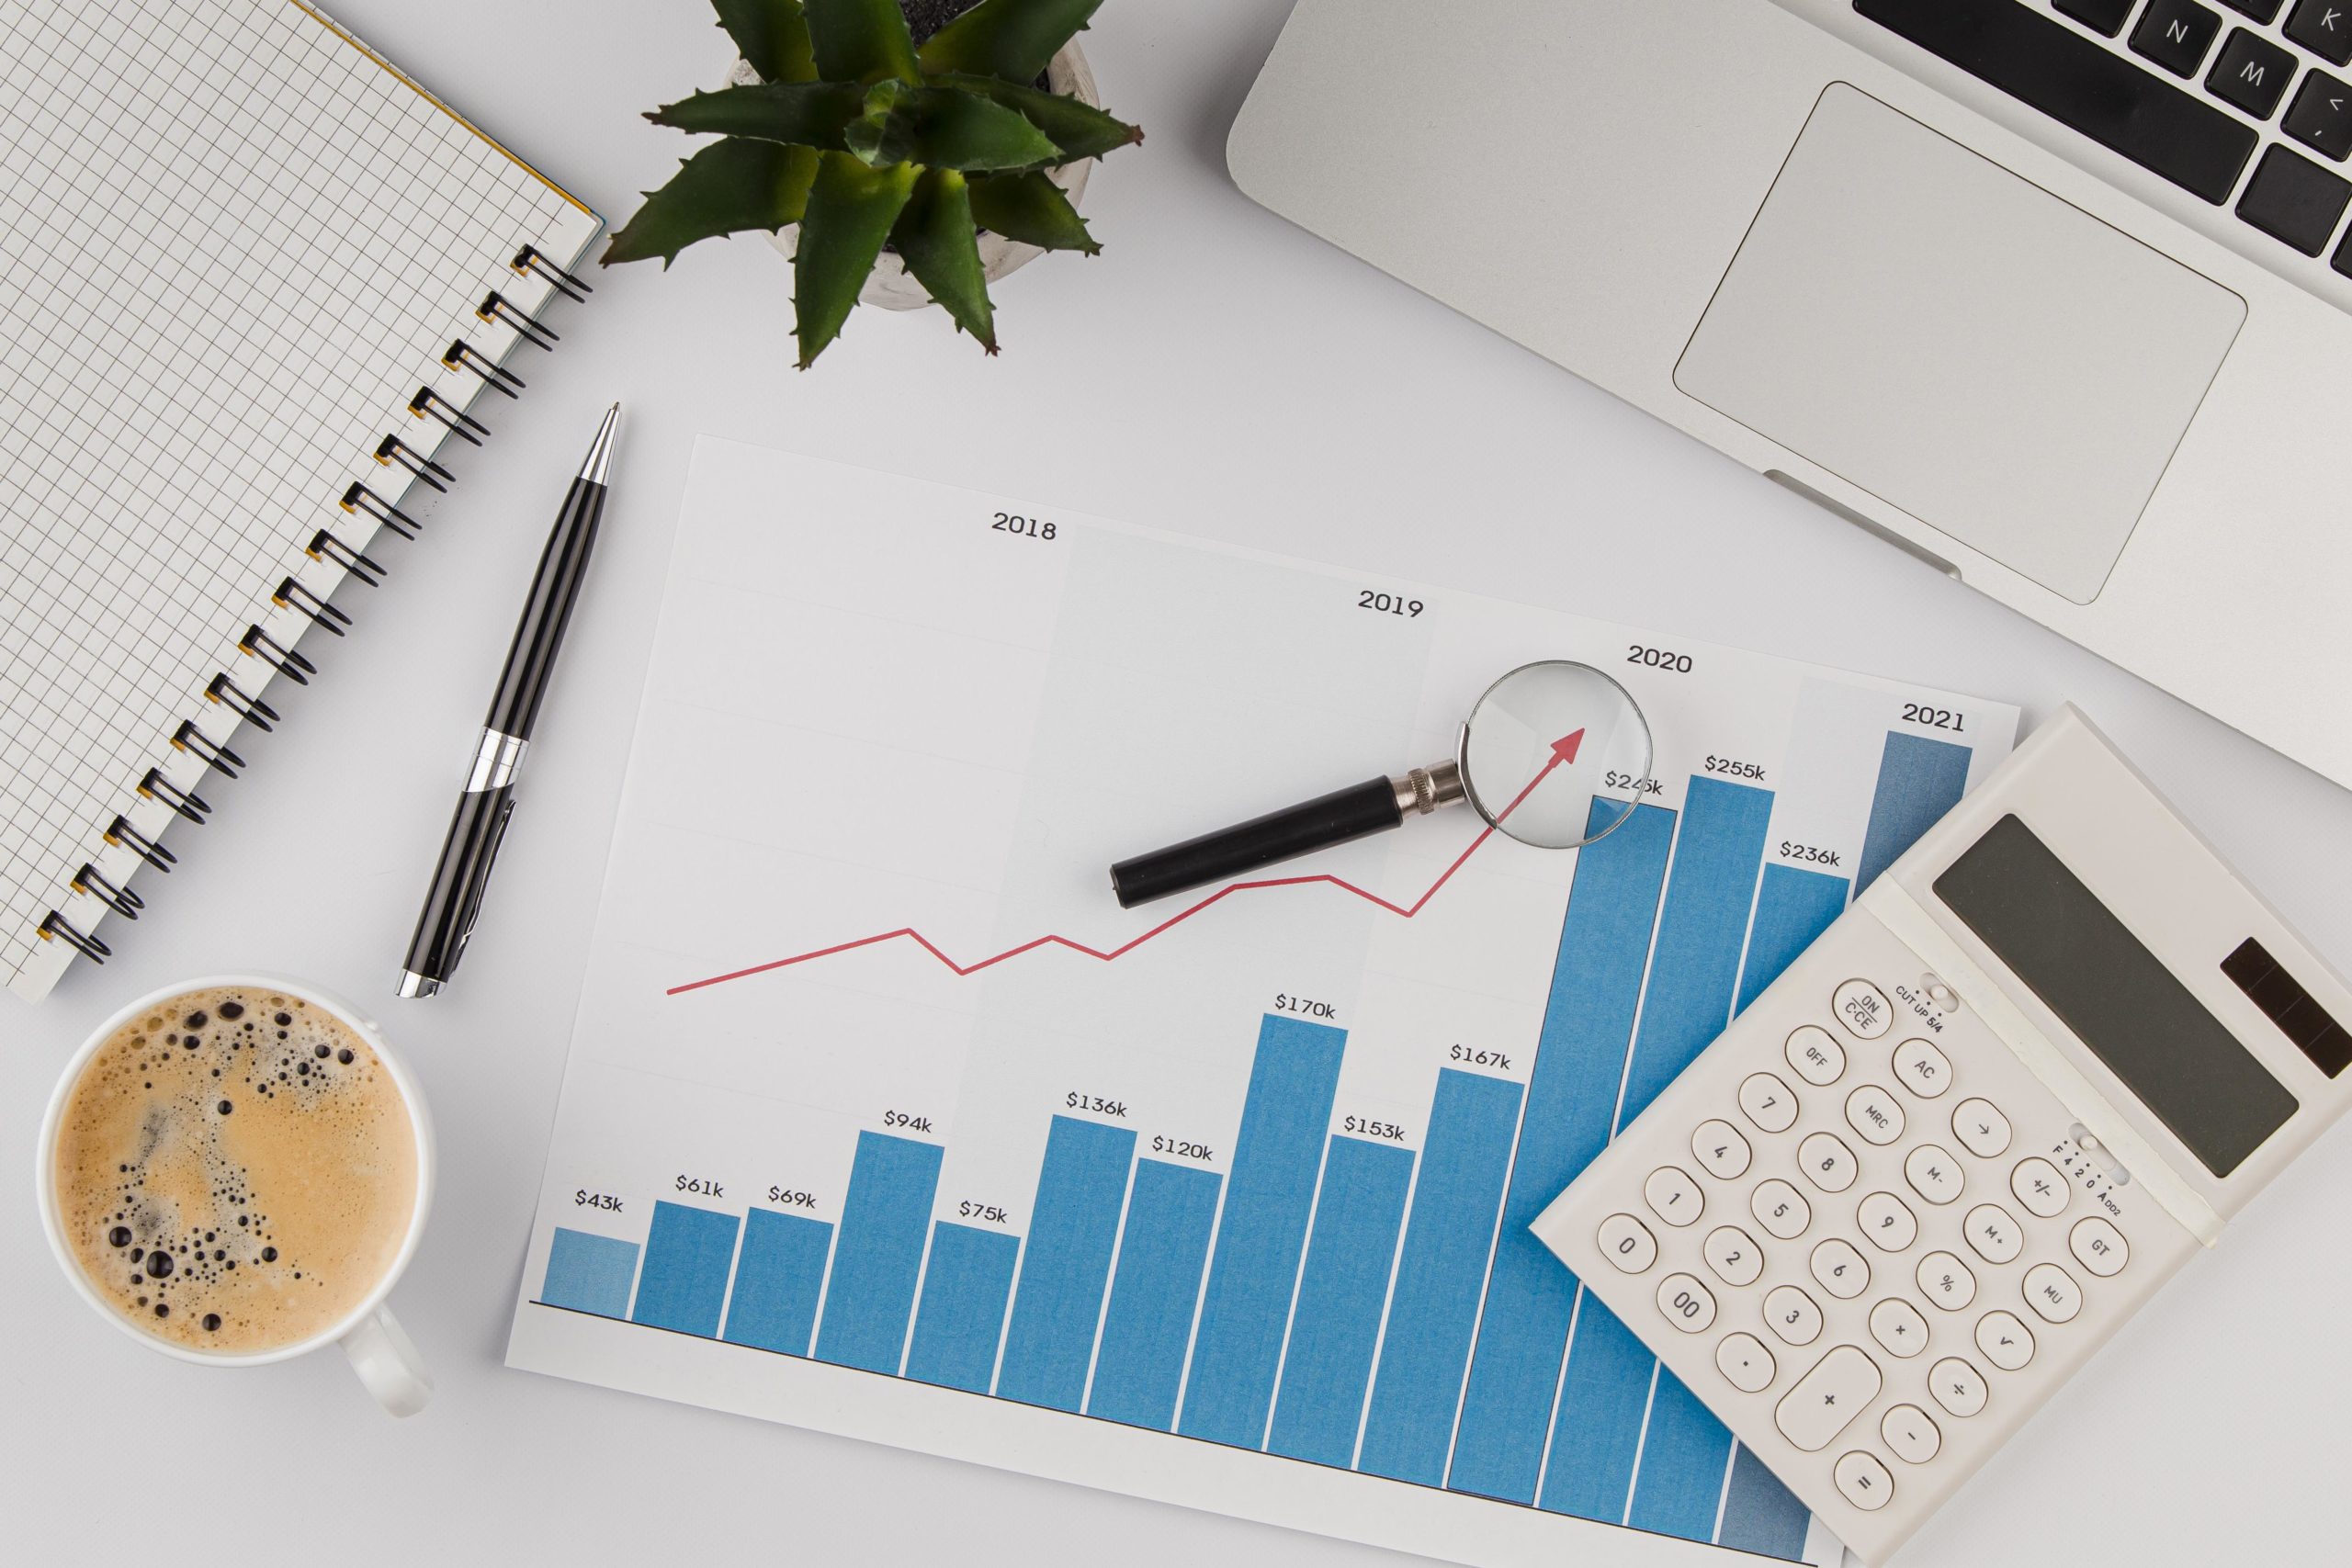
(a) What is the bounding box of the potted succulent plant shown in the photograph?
[605,0,1142,367]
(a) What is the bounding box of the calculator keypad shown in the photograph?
[1951,1098,2012,1157]
[1845,1085,1905,1145]
[1904,1145,1965,1204]
[1787,1025,1847,1085]
[1597,1212,1657,1274]
[1690,1119,1752,1179]
[2010,1157,2070,1217]
[1645,1166,1705,1225]
[1704,1224,1765,1286]
[1740,1072,1800,1133]
[1751,1179,1813,1239]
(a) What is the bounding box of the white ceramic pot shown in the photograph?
[736,41,1101,312]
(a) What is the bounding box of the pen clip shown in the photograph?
[447,794,516,972]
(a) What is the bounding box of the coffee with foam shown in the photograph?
[52,986,418,1352]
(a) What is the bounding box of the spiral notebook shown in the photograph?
[0,0,604,1000]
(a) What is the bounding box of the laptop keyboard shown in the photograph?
[1858,0,2352,274]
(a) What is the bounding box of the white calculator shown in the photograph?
[1535,707,2352,1563]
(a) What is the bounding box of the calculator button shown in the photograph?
[2070,1216,2130,1277]
[1891,1036,1952,1099]
[2011,1157,2069,1218]
[1774,1344,1883,1450]
[1810,1239,1871,1299]
[1844,1084,1905,1145]
[1751,1179,1813,1239]
[1785,1025,1847,1086]
[2022,1262,2084,1323]
[1905,1145,1965,1205]
[1952,1099,2013,1157]
[1657,1272,1717,1332]
[1597,1213,1657,1274]
[1833,979,1894,1039]
[1856,1190,1918,1252]
[1717,1332,1778,1393]
[1690,1119,1753,1180]
[1645,1166,1705,1227]
[1881,1404,1942,1463]
[1929,1358,1989,1417]
[1962,1203,2024,1266]
[1974,1310,2036,1371]
[1868,1297,1929,1359]
[1764,1284,1825,1345]
[1704,1225,1766,1287]
[1917,1250,1977,1311]
[1799,1132,1860,1193]
[1739,1072,1800,1134]
[1833,1450,1895,1512]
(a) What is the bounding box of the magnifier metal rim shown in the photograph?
[1453,658,1652,850]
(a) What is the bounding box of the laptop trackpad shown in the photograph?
[1674,83,2243,604]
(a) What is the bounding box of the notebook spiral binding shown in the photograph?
[38,268,572,967]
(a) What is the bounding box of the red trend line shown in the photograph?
[666,732,1585,997]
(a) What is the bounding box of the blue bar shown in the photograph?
[1447,801,1674,1503]
[1089,1159,1220,1430]
[628,1201,739,1337]
[1538,1299,1655,1519]
[542,1228,639,1318]
[813,1130,944,1373]
[998,1115,1137,1411]
[1358,1067,1525,1485]
[1627,1371,1739,1542]
[1617,775,1775,1127]
[906,1222,1018,1393]
[721,1209,834,1356]
[1717,1444,1814,1560]
[1179,1014,1347,1448]
[1855,730,1972,891]
[1736,863,1849,1013]
[1267,1135,1414,1466]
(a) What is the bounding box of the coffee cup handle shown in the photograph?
[341,1303,433,1417]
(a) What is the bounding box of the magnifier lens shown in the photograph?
[1458,660,1653,850]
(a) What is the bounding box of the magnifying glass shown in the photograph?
[1109,660,1652,908]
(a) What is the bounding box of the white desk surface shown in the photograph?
[10,2,2350,1563]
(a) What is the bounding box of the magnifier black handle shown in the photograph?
[1111,777,1405,908]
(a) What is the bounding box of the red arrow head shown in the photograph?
[1551,728,1586,765]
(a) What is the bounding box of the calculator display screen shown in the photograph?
[1933,814,2297,1178]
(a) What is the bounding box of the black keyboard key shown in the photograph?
[2284,68,2352,155]
[1855,0,2259,201]
[2237,143,2352,249]
[2334,224,2352,273]
[2055,0,2137,34]
[2209,28,2301,117]
[2133,0,2225,74]
[2287,0,2352,65]
[2222,0,2285,21]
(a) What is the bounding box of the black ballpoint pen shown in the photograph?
[397,402,619,998]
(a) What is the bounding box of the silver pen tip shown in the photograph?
[395,969,442,998]
[579,402,620,486]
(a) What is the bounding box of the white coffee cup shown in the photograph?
[35,974,436,1416]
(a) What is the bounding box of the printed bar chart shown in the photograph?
[907,1222,1018,1393]
[999,1115,1136,1411]
[814,1132,943,1373]
[722,1209,832,1356]
[542,1228,639,1319]
[1267,1134,1414,1467]
[1087,1159,1221,1429]
[629,1201,737,1337]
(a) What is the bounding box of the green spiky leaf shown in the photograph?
[647,82,865,148]
[605,139,820,266]
[968,169,1097,254]
[843,79,1060,171]
[803,0,919,85]
[918,0,1102,83]
[892,168,995,351]
[933,73,1140,164]
[712,0,816,84]
[793,151,920,367]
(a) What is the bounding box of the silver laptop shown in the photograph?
[1229,0,2352,789]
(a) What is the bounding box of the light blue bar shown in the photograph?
[1446,801,1675,1504]
[813,1130,944,1373]
[542,1228,639,1318]
[998,1115,1138,1411]
[1267,1135,1414,1466]
[1736,863,1849,1014]
[1538,1299,1655,1519]
[1178,1014,1347,1448]
[1717,1443,1813,1560]
[628,1201,739,1337]
[1627,1371,1739,1541]
[1357,1067,1525,1485]
[721,1209,833,1356]
[1855,730,1972,891]
[1088,1159,1220,1430]
[906,1221,1018,1393]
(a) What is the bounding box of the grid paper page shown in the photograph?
[0,0,599,999]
